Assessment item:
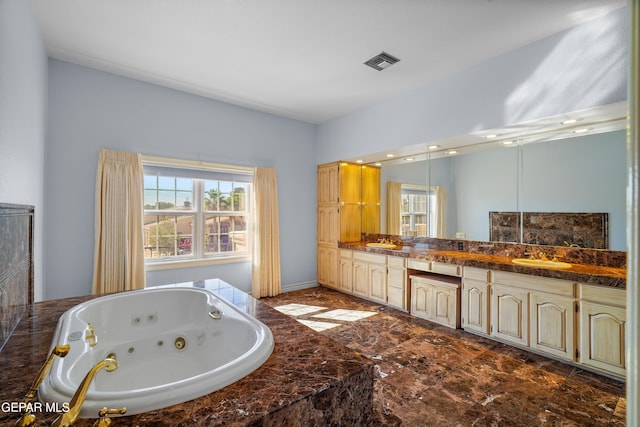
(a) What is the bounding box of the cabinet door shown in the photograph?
[339,163,361,204]
[411,280,433,320]
[360,165,380,205]
[353,260,369,297]
[317,206,339,245]
[462,278,490,335]
[530,292,575,361]
[491,284,529,347]
[339,204,361,242]
[368,263,387,304]
[433,285,459,328]
[580,301,626,377]
[361,204,380,234]
[317,163,339,204]
[317,245,338,288]
[339,256,353,294]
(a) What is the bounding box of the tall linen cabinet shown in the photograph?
[317,162,380,287]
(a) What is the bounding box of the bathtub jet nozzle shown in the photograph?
[85,323,98,348]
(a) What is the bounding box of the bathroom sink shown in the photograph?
[511,258,572,269]
[366,242,396,249]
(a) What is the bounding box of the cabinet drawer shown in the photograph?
[463,266,490,282]
[431,262,461,277]
[407,259,430,272]
[387,255,406,269]
[339,249,353,259]
[492,271,575,297]
[353,252,386,265]
[578,284,626,307]
[410,274,460,290]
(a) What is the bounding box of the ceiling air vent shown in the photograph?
[364,51,400,71]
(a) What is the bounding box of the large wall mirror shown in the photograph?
[360,102,627,250]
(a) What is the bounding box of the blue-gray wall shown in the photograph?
[46,59,317,299]
[0,0,47,301]
[316,7,628,163]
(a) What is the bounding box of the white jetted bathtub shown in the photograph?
[39,287,274,418]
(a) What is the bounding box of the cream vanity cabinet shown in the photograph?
[462,268,626,379]
[491,271,576,362]
[578,284,626,378]
[461,267,491,336]
[408,260,462,329]
[353,252,387,304]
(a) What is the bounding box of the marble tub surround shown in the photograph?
[0,280,374,426]
[263,287,626,426]
[353,234,626,288]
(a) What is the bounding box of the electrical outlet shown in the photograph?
[457,242,464,251]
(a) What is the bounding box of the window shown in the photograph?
[401,185,436,237]
[142,158,253,267]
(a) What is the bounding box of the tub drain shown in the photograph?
[174,336,187,350]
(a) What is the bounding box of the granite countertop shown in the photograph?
[339,241,627,288]
[0,281,374,426]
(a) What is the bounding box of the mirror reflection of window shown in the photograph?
[400,185,435,237]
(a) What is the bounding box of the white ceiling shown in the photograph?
[33,0,627,125]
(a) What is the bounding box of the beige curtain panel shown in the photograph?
[251,167,282,298]
[92,149,146,294]
[434,185,446,238]
[387,181,402,235]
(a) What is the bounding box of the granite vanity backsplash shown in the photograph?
[360,233,626,269]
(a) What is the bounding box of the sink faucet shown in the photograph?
[51,357,118,427]
[563,241,581,248]
[15,345,71,427]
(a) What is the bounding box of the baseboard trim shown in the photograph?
[282,281,319,293]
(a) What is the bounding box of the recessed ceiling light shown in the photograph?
[574,128,590,134]
[484,134,500,139]
[374,162,382,166]
[561,118,583,124]
[405,157,414,161]
[447,150,458,155]
[356,159,363,163]
[386,153,395,158]
[502,140,514,145]
[428,145,440,150]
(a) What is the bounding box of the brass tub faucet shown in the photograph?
[16,344,71,427]
[93,406,127,427]
[51,357,118,427]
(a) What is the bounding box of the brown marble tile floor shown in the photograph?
[262,286,626,427]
